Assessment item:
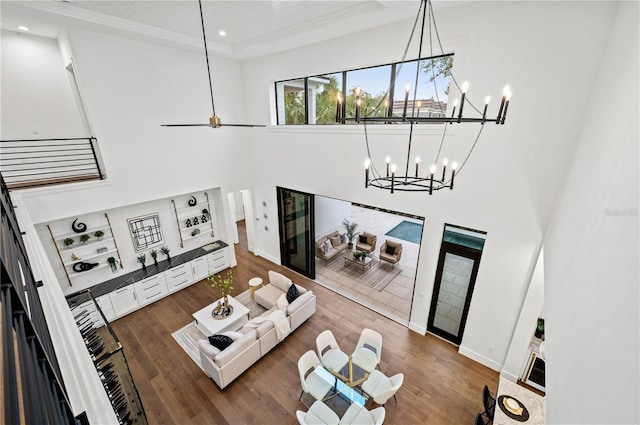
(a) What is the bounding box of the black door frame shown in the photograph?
[276,187,315,279]
[427,241,483,345]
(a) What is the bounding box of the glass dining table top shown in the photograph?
[302,365,367,417]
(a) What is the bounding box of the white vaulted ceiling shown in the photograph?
[0,0,456,60]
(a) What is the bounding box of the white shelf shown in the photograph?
[184,230,214,241]
[54,225,111,241]
[68,262,112,275]
[179,221,213,233]
[60,236,114,251]
[63,248,117,266]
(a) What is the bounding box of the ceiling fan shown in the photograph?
[161,0,264,129]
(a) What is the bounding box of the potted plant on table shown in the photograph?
[208,270,234,317]
[342,219,359,250]
[150,249,159,267]
[137,253,147,272]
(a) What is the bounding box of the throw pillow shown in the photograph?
[321,241,328,254]
[208,334,233,350]
[385,244,396,255]
[359,234,367,243]
[340,233,347,244]
[330,236,341,247]
[324,240,332,252]
[286,283,299,303]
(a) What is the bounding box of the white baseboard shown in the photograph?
[408,322,427,335]
[458,345,502,371]
[254,249,279,265]
[500,371,519,383]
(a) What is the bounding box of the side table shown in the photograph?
[248,277,263,300]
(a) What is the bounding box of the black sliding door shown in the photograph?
[277,187,315,279]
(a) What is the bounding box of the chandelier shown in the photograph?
[354,0,511,194]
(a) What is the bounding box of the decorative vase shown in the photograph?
[211,295,233,319]
[154,260,159,267]
[141,263,147,272]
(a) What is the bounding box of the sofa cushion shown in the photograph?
[208,334,233,350]
[268,270,293,293]
[359,234,367,243]
[254,284,283,310]
[321,241,329,254]
[286,283,299,303]
[330,236,341,247]
[214,328,257,367]
[287,290,314,316]
[198,339,221,358]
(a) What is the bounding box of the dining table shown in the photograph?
[493,376,546,425]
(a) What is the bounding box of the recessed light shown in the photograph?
[17,25,30,31]
[218,30,226,37]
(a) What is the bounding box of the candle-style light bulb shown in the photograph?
[442,158,448,181]
[485,96,491,104]
[415,156,421,177]
[430,164,437,174]
[391,164,397,194]
[386,156,391,177]
[458,81,468,123]
[503,85,511,97]
[364,159,371,188]
[402,82,410,121]
[450,161,458,190]
[450,99,459,119]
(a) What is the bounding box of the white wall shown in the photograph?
[543,2,639,423]
[240,1,619,370]
[314,195,351,237]
[1,30,86,139]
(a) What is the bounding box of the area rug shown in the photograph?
[385,220,423,244]
[171,289,267,374]
[326,258,402,292]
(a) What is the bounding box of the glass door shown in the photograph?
[276,187,315,279]
[427,225,485,345]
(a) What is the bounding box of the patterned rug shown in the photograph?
[385,220,423,244]
[171,289,266,374]
[326,257,402,292]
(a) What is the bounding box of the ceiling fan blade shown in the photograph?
[161,124,212,127]
[220,123,266,128]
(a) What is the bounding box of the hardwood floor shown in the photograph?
[110,221,498,424]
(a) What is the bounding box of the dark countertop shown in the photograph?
[67,240,229,300]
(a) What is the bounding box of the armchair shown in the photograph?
[379,240,403,267]
[356,231,377,254]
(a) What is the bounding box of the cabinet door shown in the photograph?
[95,294,116,322]
[110,285,139,318]
[208,248,228,274]
[134,274,169,306]
[165,263,194,293]
[191,255,210,281]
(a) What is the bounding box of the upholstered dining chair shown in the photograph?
[297,350,332,402]
[482,385,496,421]
[296,400,339,425]
[361,370,404,406]
[379,241,403,267]
[351,328,383,373]
[316,330,349,373]
[338,402,386,425]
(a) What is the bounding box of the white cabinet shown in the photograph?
[134,273,169,306]
[191,255,210,281]
[208,248,228,274]
[165,263,194,293]
[109,285,139,317]
[95,294,115,322]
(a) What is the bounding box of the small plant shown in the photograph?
[160,245,171,262]
[342,219,359,247]
[353,250,368,260]
[137,253,146,264]
[191,228,200,237]
[150,249,158,266]
[208,269,234,299]
[80,234,91,244]
[64,238,75,248]
[107,256,118,273]
[94,230,105,239]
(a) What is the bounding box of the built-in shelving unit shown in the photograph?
[171,193,215,247]
[47,213,122,286]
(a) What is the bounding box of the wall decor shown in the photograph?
[71,218,87,233]
[72,261,99,272]
[96,247,108,254]
[128,213,164,252]
[71,253,80,261]
[188,196,197,207]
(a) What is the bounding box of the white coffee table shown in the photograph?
[192,295,251,336]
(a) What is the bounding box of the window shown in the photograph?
[275,53,453,125]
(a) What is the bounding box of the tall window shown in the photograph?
[275,53,453,125]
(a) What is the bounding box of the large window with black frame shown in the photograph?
[275,54,453,126]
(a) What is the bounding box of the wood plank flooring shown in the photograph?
[110,222,498,424]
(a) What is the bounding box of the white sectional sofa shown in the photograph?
[197,271,316,389]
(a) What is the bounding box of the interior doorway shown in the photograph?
[427,224,486,345]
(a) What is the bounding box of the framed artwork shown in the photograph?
[128,213,164,252]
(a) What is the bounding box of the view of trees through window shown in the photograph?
[275,54,453,125]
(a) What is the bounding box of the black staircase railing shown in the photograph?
[0,174,78,423]
[0,138,104,190]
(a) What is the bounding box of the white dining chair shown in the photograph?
[298,350,332,402]
[296,400,340,425]
[361,370,404,405]
[316,330,349,373]
[351,328,383,373]
[339,402,386,424]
